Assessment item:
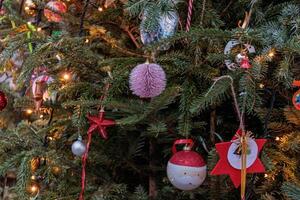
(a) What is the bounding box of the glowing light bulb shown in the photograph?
[25,6,30,11]
[85,38,89,43]
[55,54,61,59]
[27,21,32,25]
[275,136,280,141]
[40,114,44,119]
[26,109,33,115]
[62,73,71,81]
[30,184,39,193]
[31,175,36,180]
[259,83,264,89]
[98,7,103,12]
[268,51,275,58]
[37,27,42,32]
[264,174,268,178]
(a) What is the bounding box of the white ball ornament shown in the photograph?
[71,137,86,157]
[167,139,207,190]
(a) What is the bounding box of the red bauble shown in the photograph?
[0,91,7,111]
[167,139,207,190]
[292,80,300,110]
[44,1,67,22]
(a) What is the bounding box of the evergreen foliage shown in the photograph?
[0,0,299,199]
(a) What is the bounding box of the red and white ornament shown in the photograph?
[44,1,67,22]
[292,80,300,110]
[167,139,206,190]
[211,129,266,188]
[32,75,54,110]
[0,91,7,111]
[224,40,255,70]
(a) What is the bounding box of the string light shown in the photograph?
[52,166,62,175]
[37,27,42,32]
[275,136,280,141]
[31,175,36,180]
[26,109,33,115]
[268,49,276,58]
[98,7,103,12]
[268,51,275,58]
[264,174,268,178]
[62,72,71,81]
[85,38,89,43]
[24,6,30,11]
[29,183,39,194]
[39,114,44,119]
[56,54,62,61]
[259,83,264,89]
[48,136,54,141]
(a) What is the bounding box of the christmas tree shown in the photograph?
[0,0,300,199]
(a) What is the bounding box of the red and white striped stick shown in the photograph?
[185,0,194,32]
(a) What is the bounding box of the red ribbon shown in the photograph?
[79,132,92,200]
[79,83,112,200]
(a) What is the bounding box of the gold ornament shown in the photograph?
[30,158,40,172]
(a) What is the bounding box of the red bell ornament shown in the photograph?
[167,139,207,190]
[0,91,7,111]
[240,57,251,69]
[44,1,67,22]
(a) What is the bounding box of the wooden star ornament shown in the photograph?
[210,129,267,188]
[87,110,116,139]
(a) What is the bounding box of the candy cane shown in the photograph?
[185,0,193,32]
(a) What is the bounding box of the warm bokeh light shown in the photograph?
[259,83,264,89]
[62,73,71,81]
[30,184,39,193]
[275,136,280,141]
[264,174,268,178]
[52,166,62,175]
[26,109,33,115]
[98,7,103,12]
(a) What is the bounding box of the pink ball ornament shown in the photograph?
[129,63,166,98]
[167,139,207,190]
[44,1,67,22]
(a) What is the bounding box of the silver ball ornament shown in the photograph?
[71,138,86,157]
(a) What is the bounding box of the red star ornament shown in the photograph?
[210,130,267,188]
[87,110,116,139]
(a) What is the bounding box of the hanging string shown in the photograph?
[205,75,247,200]
[79,78,112,200]
[205,75,244,129]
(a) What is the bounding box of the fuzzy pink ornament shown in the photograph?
[129,63,166,98]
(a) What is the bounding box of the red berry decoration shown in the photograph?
[44,1,67,22]
[0,91,7,111]
[167,139,207,190]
